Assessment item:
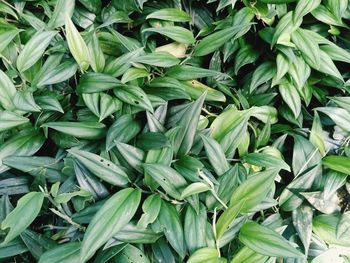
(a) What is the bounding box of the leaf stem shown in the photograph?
[49,208,85,231]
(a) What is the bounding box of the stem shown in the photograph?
[212,208,221,257]
[0,0,16,10]
[202,107,218,117]
[198,169,227,209]
[50,208,85,231]
[211,190,228,210]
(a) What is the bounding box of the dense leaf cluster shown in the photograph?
[0,0,350,262]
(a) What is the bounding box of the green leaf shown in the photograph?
[230,169,278,212]
[234,45,260,75]
[54,189,91,204]
[184,204,208,254]
[114,244,150,263]
[292,135,322,176]
[137,194,161,228]
[114,141,145,172]
[143,164,187,200]
[1,192,44,245]
[146,8,191,22]
[242,152,290,171]
[37,60,78,86]
[279,165,319,211]
[311,5,344,27]
[215,200,245,240]
[65,15,90,71]
[98,11,132,28]
[322,155,350,175]
[250,62,276,93]
[291,28,321,69]
[74,160,109,200]
[0,28,21,53]
[80,188,141,262]
[134,131,166,150]
[41,122,106,140]
[288,55,310,90]
[154,201,186,258]
[230,246,269,263]
[187,247,221,263]
[17,31,57,72]
[82,93,120,122]
[271,11,302,47]
[166,65,226,80]
[108,28,141,52]
[143,26,195,44]
[146,77,189,100]
[239,221,304,258]
[320,43,350,63]
[310,112,326,156]
[313,214,350,246]
[48,0,75,28]
[0,129,45,173]
[316,107,350,131]
[0,238,28,259]
[88,32,105,73]
[181,182,211,199]
[293,0,321,23]
[121,67,149,83]
[200,134,230,176]
[13,90,41,112]
[318,50,343,81]
[113,84,154,112]
[336,211,350,240]
[330,97,350,112]
[181,80,226,102]
[2,156,63,183]
[104,48,145,77]
[211,107,247,141]
[274,53,289,84]
[292,205,313,255]
[132,52,180,67]
[77,72,122,93]
[0,111,29,132]
[38,242,80,263]
[194,25,251,56]
[107,223,161,245]
[323,170,347,200]
[0,70,18,110]
[68,148,130,186]
[106,114,141,151]
[176,92,206,156]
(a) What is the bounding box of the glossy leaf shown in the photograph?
[41,122,106,139]
[17,31,57,72]
[68,148,129,186]
[146,8,191,22]
[143,26,195,44]
[1,192,44,245]
[80,188,141,262]
[239,221,304,258]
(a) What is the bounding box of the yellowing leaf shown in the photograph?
[65,15,90,71]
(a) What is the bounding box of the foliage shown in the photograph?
[0,0,350,262]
